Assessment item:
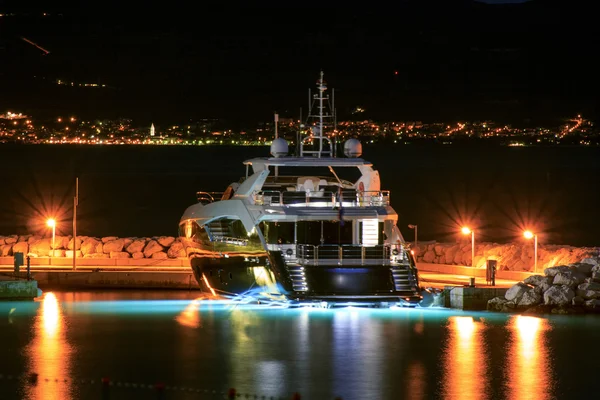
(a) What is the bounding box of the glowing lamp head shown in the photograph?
[46,219,56,228]
[524,230,534,240]
[461,227,471,235]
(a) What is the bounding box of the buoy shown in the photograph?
[228,388,237,399]
[155,382,165,391]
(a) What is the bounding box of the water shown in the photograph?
[0,144,599,246]
[1,291,599,400]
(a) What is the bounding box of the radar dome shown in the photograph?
[344,139,362,158]
[270,138,289,158]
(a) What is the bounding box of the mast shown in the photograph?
[301,71,333,158]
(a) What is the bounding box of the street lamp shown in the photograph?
[461,226,475,267]
[408,224,417,249]
[47,219,56,258]
[524,230,538,273]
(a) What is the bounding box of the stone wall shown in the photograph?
[0,235,186,260]
[412,241,599,272]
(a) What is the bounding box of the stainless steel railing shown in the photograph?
[254,190,390,207]
[295,244,391,266]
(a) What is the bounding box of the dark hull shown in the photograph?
[189,251,422,305]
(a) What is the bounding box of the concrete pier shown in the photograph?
[0,279,39,300]
[445,286,508,310]
[32,271,201,290]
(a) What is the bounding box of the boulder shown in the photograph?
[1,244,13,256]
[123,238,134,248]
[151,251,168,259]
[581,257,599,267]
[83,253,110,259]
[543,285,575,306]
[132,252,144,259]
[143,240,164,258]
[50,250,65,257]
[501,301,517,312]
[67,237,82,250]
[12,241,28,255]
[4,236,17,245]
[487,297,508,312]
[126,239,146,254]
[524,275,547,286]
[102,236,119,243]
[103,239,125,253]
[0,237,4,246]
[18,235,31,242]
[575,290,600,300]
[110,251,131,259]
[572,296,585,306]
[553,271,585,287]
[591,272,600,283]
[81,238,102,256]
[544,265,573,277]
[27,235,42,243]
[584,299,600,312]
[518,289,543,308]
[167,241,186,258]
[505,282,530,302]
[575,263,595,275]
[29,239,51,257]
[578,282,600,292]
[65,250,83,258]
[422,250,436,263]
[158,236,175,248]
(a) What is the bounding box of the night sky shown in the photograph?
[1,1,598,126]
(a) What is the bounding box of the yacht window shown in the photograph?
[263,221,294,244]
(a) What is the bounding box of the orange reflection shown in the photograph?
[506,316,551,400]
[406,361,426,400]
[175,298,202,328]
[442,316,488,400]
[26,292,73,400]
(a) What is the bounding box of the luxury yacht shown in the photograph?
[179,72,422,307]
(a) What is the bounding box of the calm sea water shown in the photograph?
[1,291,599,400]
[0,144,598,246]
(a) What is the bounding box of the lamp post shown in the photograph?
[461,227,475,267]
[47,219,56,258]
[408,224,417,249]
[524,230,538,273]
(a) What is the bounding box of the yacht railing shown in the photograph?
[211,235,248,246]
[254,190,390,207]
[197,191,224,204]
[295,244,391,266]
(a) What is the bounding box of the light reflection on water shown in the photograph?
[443,316,489,399]
[2,293,565,400]
[506,315,551,400]
[26,293,73,400]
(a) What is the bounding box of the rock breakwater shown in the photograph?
[487,256,600,314]
[0,235,186,259]
[413,241,598,272]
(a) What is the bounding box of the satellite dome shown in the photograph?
[344,139,362,158]
[270,138,289,158]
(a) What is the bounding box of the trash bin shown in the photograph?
[14,252,24,273]
[486,259,497,286]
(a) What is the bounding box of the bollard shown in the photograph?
[101,377,110,400]
[292,393,301,400]
[26,256,31,281]
[228,388,237,399]
[469,277,475,287]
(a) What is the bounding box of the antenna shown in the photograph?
[300,71,334,158]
